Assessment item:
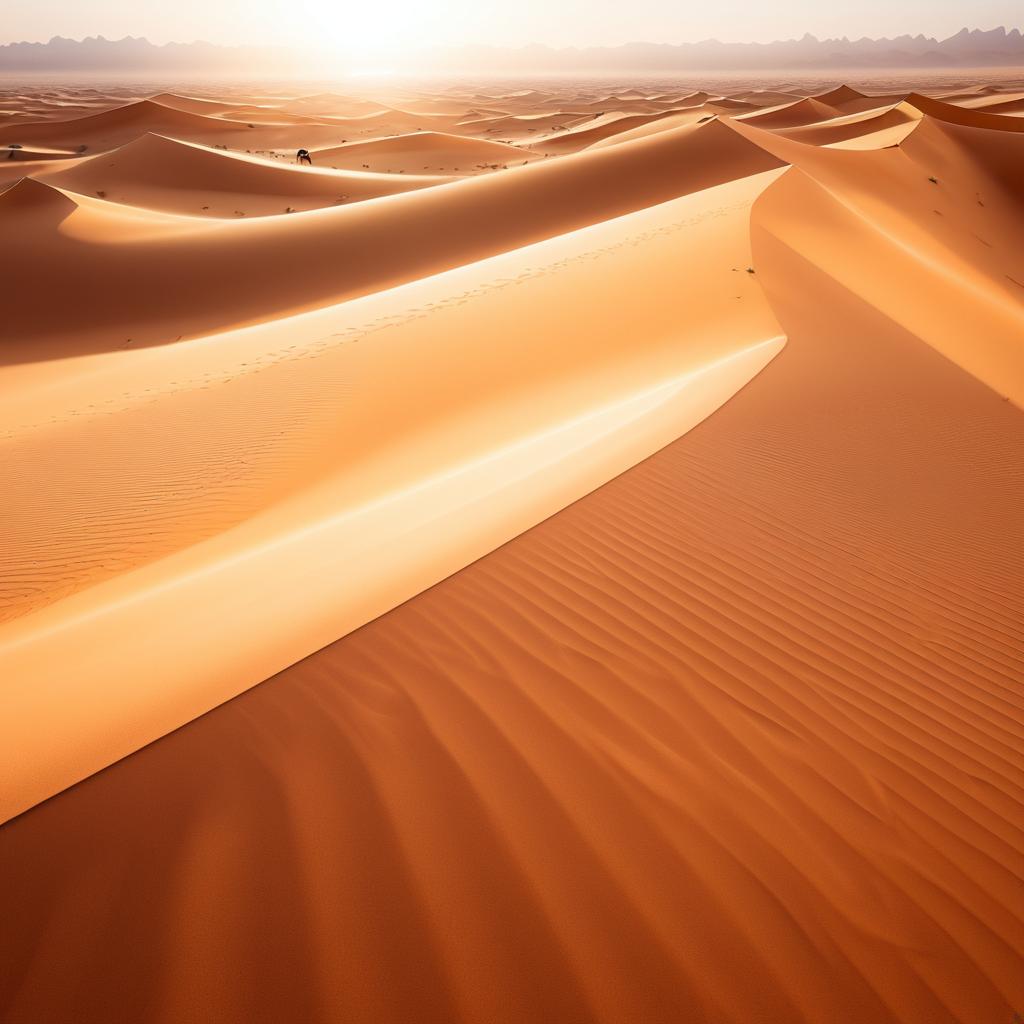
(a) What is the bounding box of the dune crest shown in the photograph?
[0,175,78,220]
[314,130,529,172]
[728,113,1024,403]
[45,132,448,216]
[738,96,841,128]
[904,91,1024,132]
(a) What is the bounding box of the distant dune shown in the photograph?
[44,133,448,215]
[314,130,532,173]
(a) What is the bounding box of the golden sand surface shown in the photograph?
[1,71,1022,1024]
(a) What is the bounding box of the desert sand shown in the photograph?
[1,72,1022,1024]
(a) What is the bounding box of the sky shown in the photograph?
[3,0,1018,57]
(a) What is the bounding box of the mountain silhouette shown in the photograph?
[0,27,1022,72]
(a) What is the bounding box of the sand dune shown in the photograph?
[904,92,1024,132]
[956,94,1024,114]
[0,98,354,155]
[704,97,761,112]
[455,110,594,140]
[282,92,391,117]
[2,158,1021,1024]
[0,175,79,219]
[1,76,1022,1024]
[43,133,448,216]
[729,89,805,105]
[524,110,687,154]
[2,116,784,360]
[3,143,78,161]
[813,84,907,113]
[587,109,717,148]
[728,114,1024,402]
[3,98,248,148]
[145,92,245,116]
[772,104,919,146]
[0,167,786,823]
[738,96,842,128]
[677,90,715,104]
[315,106,462,129]
[313,130,531,172]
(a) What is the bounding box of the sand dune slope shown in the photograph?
[738,97,841,128]
[0,98,354,155]
[524,110,684,154]
[0,169,785,824]
[587,109,717,148]
[455,110,594,140]
[772,105,918,146]
[282,93,390,117]
[728,115,1024,402]
[905,92,1024,132]
[0,164,1020,1024]
[0,175,79,219]
[813,85,907,113]
[313,130,530,173]
[2,117,784,360]
[2,99,249,148]
[145,92,243,116]
[958,93,1024,114]
[3,143,78,161]
[44,133,448,215]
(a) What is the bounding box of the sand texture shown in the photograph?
[1,73,1022,1024]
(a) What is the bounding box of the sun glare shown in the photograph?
[296,0,457,61]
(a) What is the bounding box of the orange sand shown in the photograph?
[1,74,1022,1024]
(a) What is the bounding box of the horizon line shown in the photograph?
[3,24,1022,51]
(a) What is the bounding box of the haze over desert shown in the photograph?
[1,6,1023,1021]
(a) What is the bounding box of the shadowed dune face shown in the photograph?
[1,115,785,361]
[0,175,79,221]
[1,74,1023,1024]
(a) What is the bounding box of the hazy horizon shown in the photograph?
[4,2,1023,59]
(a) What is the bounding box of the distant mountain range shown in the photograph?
[0,35,281,74]
[426,27,1024,72]
[1,26,1023,74]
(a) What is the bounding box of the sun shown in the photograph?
[295,0,444,59]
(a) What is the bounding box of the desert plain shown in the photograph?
[0,70,1023,1023]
